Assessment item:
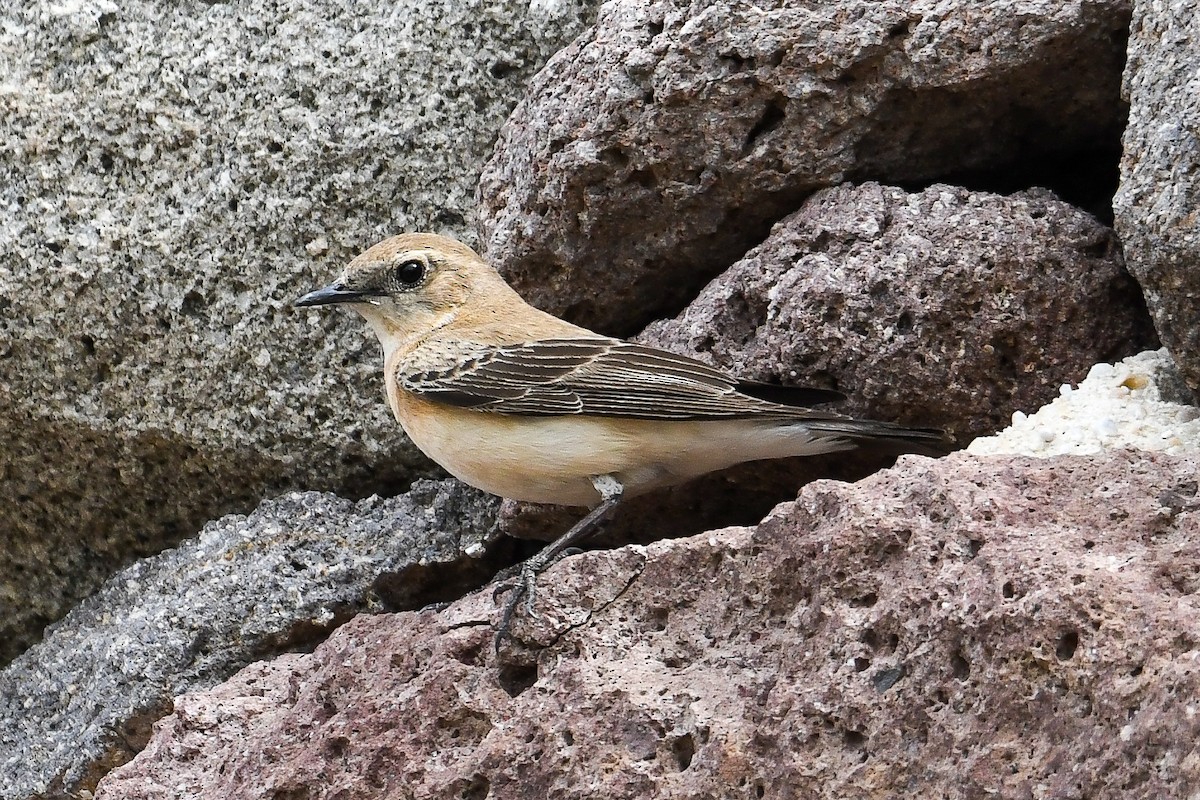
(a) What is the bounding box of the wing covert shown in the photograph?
[398,338,837,420]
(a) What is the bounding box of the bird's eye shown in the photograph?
[394,259,426,287]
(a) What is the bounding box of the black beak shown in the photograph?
[294,283,370,308]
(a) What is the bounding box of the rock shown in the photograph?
[1112,0,1200,402]
[641,183,1156,442]
[478,0,1132,335]
[94,450,1200,798]
[969,349,1200,457]
[0,481,502,799]
[0,0,599,664]
[502,181,1156,551]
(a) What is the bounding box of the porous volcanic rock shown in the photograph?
[95,450,1200,798]
[641,183,1156,442]
[478,0,1132,334]
[1113,0,1200,402]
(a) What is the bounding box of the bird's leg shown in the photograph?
[494,475,625,650]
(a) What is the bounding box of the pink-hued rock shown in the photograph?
[97,450,1200,799]
[1113,0,1200,402]
[497,181,1155,548]
[478,0,1132,334]
[641,183,1156,442]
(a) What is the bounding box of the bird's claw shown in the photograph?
[493,558,549,651]
[491,580,514,604]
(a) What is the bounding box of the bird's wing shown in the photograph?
[398,337,842,420]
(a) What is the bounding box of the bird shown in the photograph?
[295,233,951,647]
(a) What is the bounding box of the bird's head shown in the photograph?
[296,233,514,350]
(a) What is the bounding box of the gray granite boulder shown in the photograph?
[0,0,598,664]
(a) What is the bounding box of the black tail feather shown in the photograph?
[806,419,957,457]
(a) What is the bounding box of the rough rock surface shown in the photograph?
[1113,0,1200,401]
[493,180,1158,547]
[0,481,502,800]
[478,0,1132,334]
[641,183,1156,442]
[0,0,598,664]
[95,450,1200,798]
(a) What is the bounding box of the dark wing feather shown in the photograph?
[399,338,831,420]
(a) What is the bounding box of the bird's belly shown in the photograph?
[392,395,839,507]
[397,401,644,506]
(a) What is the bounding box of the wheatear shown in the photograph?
[296,233,951,645]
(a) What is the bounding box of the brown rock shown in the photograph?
[96,450,1200,798]
[641,183,1156,441]
[1113,0,1200,402]
[478,0,1132,335]
[498,181,1153,545]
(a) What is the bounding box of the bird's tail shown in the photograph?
[804,418,956,457]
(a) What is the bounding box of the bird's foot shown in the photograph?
[493,478,624,652]
[493,546,567,651]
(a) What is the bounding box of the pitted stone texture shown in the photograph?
[641,183,1156,442]
[1113,0,1200,402]
[95,451,1200,799]
[0,481,501,800]
[478,0,1132,335]
[0,0,598,664]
